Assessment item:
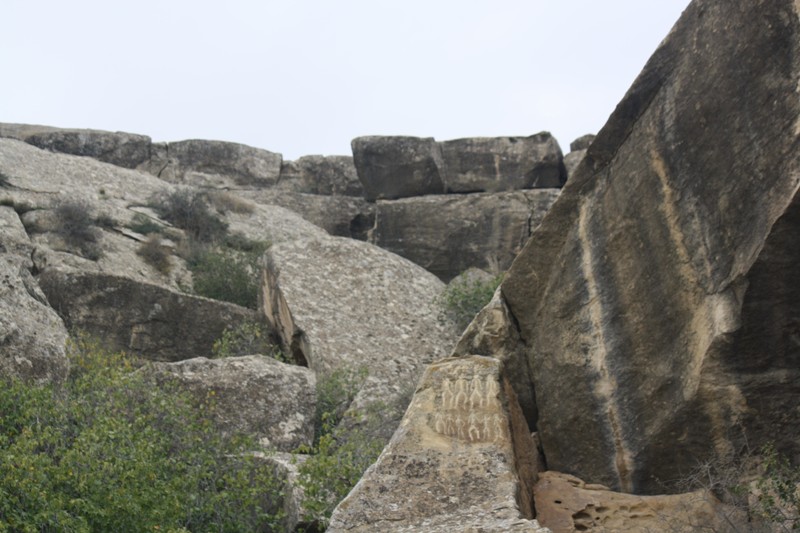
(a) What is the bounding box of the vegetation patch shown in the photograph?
[189,247,263,309]
[149,189,228,244]
[212,321,285,362]
[128,212,164,235]
[438,271,503,331]
[208,191,256,215]
[0,335,287,532]
[136,234,172,275]
[53,198,103,260]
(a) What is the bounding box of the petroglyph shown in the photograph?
[433,372,507,443]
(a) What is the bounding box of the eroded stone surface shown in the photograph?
[277,155,363,197]
[146,356,315,451]
[534,471,741,533]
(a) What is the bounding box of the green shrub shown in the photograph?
[208,191,255,215]
[294,366,383,530]
[190,248,262,309]
[0,335,286,532]
[438,272,503,331]
[224,232,270,255]
[53,198,102,260]
[150,190,228,244]
[212,321,285,362]
[136,234,172,275]
[93,213,116,229]
[128,212,164,235]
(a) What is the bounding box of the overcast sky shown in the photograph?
[3,1,690,160]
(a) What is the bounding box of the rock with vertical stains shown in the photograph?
[502,0,800,493]
[327,356,550,533]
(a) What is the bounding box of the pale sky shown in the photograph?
[2,1,690,160]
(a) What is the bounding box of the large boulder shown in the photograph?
[351,136,446,200]
[277,155,363,196]
[327,356,548,532]
[261,233,459,433]
[146,355,316,451]
[38,270,263,362]
[501,0,800,493]
[0,123,152,169]
[440,133,566,192]
[370,189,559,281]
[142,139,282,187]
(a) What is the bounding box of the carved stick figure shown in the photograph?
[484,376,500,407]
[434,411,446,434]
[454,378,468,409]
[492,414,505,442]
[442,379,455,409]
[468,411,481,442]
[469,377,484,409]
[482,415,492,440]
[455,414,465,440]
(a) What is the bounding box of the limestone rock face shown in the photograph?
[569,134,595,152]
[327,356,549,532]
[563,149,587,180]
[277,155,363,197]
[0,256,69,384]
[351,136,446,200]
[0,123,152,169]
[440,133,565,192]
[143,139,282,187]
[147,356,316,451]
[261,234,459,433]
[534,471,740,533]
[502,0,800,493]
[371,189,559,281]
[39,270,262,362]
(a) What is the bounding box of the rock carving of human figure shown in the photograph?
[482,415,492,440]
[434,411,446,434]
[454,377,469,409]
[484,376,500,407]
[455,414,465,440]
[442,379,455,409]
[468,411,481,442]
[492,414,505,442]
[469,376,484,409]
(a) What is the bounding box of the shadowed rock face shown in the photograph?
[502,0,800,493]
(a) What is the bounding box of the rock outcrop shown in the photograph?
[142,139,283,187]
[501,0,800,493]
[352,133,566,201]
[370,189,559,281]
[0,123,152,169]
[563,134,595,180]
[38,270,263,362]
[147,356,316,451]
[351,136,446,201]
[277,155,363,197]
[327,356,549,532]
[441,133,565,192]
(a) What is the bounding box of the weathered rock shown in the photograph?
[440,133,566,192]
[39,270,263,362]
[242,189,375,240]
[453,288,537,429]
[252,452,311,533]
[277,155,363,196]
[370,189,560,281]
[327,356,549,532]
[0,206,34,266]
[142,139,282,187]
[147,356,315,451]
[0,256,69,384]
[0,123,152,169]
[533,471,741,533]
[569,134,595,152]
[563,149,587,180]
[351,136,446,201]
[502,0,800,493]
[261,233,459,435]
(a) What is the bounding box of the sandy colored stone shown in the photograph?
[534,471,742,533]
[327,356,549,533]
